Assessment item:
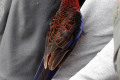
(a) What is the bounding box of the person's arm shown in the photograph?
[70,0,119,80]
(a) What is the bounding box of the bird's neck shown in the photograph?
[61,0,80,11]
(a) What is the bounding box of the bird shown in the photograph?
[33,0,84,80]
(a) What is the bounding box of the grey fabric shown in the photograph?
[0,0,61,80]
[0,0,5,21]
[114,1,120,79]
[70,39,119,80]
[0,0,116,80]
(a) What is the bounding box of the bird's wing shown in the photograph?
[44,11,82,70]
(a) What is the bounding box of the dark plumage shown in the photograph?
[34,0,84,80]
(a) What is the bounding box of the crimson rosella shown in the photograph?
[33,0,84,80]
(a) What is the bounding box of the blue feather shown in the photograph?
[33,58,59,80]
[70,13,84,49]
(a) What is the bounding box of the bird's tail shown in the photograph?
[33,59,59,80]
